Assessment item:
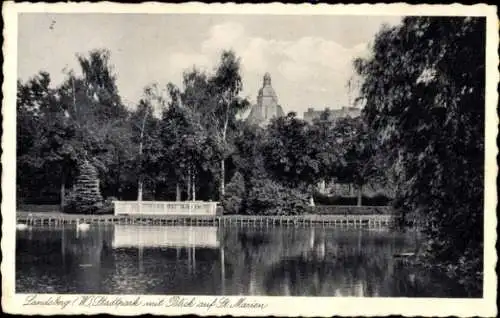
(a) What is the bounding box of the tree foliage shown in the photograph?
[354,17,485,280]
[222,171,246,214]
[208,51,250,198]
[245,177,309,216]
[261,112,322,190]
[17,49,134,208]
[63,161,103,214]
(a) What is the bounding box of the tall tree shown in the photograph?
[17,49,131,207]
[329,117,378,206]
[76,49,127,120]
[158,83,216,201]
[57,49,127,206]
[261,113,322,200]
[209,51,249,199]
[179,69,223,200]
[170,58,249,201]
[131,84,165,201]
[232,120,267,182]
[354,17,485,280]
[308,111,342,194]
[17,72,83,207]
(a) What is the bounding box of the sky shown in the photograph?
[18,14,403,117]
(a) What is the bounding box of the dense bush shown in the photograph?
[313,192,392,206]
[99,196,117,214]
[311,205,393,215]
[245,177,309,215]
[221,172,246,214]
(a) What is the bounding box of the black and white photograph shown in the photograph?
[2,2,497,317]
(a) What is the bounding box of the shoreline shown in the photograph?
[16,211,395,227]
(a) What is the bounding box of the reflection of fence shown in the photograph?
[113,201,218,216]
[112,225,219,248]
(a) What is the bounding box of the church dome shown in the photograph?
[258,86,277,98]
[263,72,272,84]
[258,72,277,98]
[246,72,282,127]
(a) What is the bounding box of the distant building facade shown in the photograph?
[247,73,284,127]
[303,106,361,124]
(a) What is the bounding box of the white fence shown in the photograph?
[113,201,218,216]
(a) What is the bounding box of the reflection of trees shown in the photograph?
[259,228,397,296]
[264,244,394,296]
[61,225,114,292]
[17,225,471,296]
[19,225,224,294]
[16,225,114,293]
[221,226,313,266]
[17,227,68,292]
[62,226,114,265]
[220,226,316,295]
[219,226,465,297]
[17,227,65,267]
[260,229,468,297]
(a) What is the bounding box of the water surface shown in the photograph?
[16,224,474,297]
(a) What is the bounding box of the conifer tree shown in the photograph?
[64,160,103,214]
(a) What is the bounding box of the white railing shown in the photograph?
[113,200,218,216]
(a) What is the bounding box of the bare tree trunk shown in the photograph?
[401,209,406,227]
[138,178,144,201]
[192,167,196,202]
[116,155,121,198]
[71,76,78,118]
[304,183,314,207]
[220,159,225,198]
[220,103,230,199]
[187,167,192,201]
[318,180,326,193]
[309,196,315,207]
[152,180,157,200]
[60,171,66,211]
[357,184,363,207]
[176,183,181,201]
[137,108,148,202]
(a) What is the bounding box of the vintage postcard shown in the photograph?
[2,2,498,317]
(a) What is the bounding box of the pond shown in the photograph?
[16,224,475,297]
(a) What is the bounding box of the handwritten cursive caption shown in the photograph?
[23,295,268,310]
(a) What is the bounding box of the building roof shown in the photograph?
[258,85,278,98]
[246,72,284,127]
[303,106,361,123]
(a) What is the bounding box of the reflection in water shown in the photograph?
[112,225,219,248]
[16,224,478,297]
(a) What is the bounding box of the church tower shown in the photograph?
[247,72,284,127]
